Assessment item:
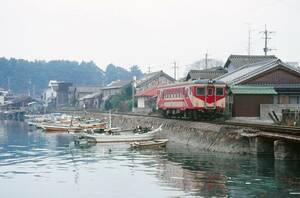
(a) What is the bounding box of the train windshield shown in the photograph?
[196,87,205,96]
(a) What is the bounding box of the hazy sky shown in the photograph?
[0,0,299,77]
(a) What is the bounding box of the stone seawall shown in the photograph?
[91,113,251,154]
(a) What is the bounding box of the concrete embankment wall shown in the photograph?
[92,113,251,154]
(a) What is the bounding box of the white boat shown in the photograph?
[76,124,163,143]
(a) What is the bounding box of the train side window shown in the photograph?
[196,87,205,96]
[216,88,224,96]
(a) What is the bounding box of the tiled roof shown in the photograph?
[106,80,130,87]
[79,92,102,100]
[186,67,227,81]
[75,86,103,93]
[224,54,277,69]
[217,59,300,85]
[230,86,277,95]
[136,71,175,88]
[136,87,159,97]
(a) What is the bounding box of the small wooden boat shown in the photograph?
[40,124,82,132]
[130,139,168,149]
[76,124,163,143]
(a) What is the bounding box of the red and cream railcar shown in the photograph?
[157,80,227,119]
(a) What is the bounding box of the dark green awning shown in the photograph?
[230,86,277,95]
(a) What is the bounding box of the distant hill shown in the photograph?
[0,57,143,94]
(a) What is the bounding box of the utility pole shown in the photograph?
[245,23,253,56]
[172,61,178,80]
[132,76,136,113]
[260,24,275,56]
[205,52,210,69]
[147,66,151,73]
[7,77,10,92]
[28,79,32,97]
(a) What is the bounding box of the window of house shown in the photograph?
[196,87,205,96]
[216,88,224,96]
[289,96,300,104]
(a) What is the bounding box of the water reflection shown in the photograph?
[1,121,300,197]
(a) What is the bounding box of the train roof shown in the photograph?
[194,79,225,84]
[159,79,226,89]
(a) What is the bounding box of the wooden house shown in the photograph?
[218,58,300,119]
[135,71,175,112]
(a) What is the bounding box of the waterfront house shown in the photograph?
[0,87,9,105]
[102,80,131,100]
[217,58,300,120]
[42,80,73,108]
[135,71,175,112]
[0,95,37,110]
[73,86,103,101]
[78,92,103,109]
[135,87,159,113]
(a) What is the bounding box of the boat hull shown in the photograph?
[130,139,168,149]
[78,125,163,143]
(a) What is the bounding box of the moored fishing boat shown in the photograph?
[75,124,163,143]
[40,124,82,132]
[130,139,168,149]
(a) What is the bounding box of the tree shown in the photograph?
[130,65,143,78]
[185,58,224,74]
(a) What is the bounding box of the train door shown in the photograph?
[206,85,216,108]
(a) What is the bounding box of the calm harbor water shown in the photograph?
[1,121,300,197]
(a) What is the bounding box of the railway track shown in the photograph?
[59,110,300,135]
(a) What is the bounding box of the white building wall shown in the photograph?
[137,97,145,108]
[43,88,57,102]
[0,96,4,105]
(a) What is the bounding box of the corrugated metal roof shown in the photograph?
[230,86,277,95]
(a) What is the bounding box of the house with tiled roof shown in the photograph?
[74,86,104,100]
[135,87,159,113]
[224,54,277,72]
[217,58,300,119]
[135,71,175,112]
[185,66,227,81]
[74,80,131,109]
[136,71,175,92]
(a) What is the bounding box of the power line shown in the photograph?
[260,24,276,56]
